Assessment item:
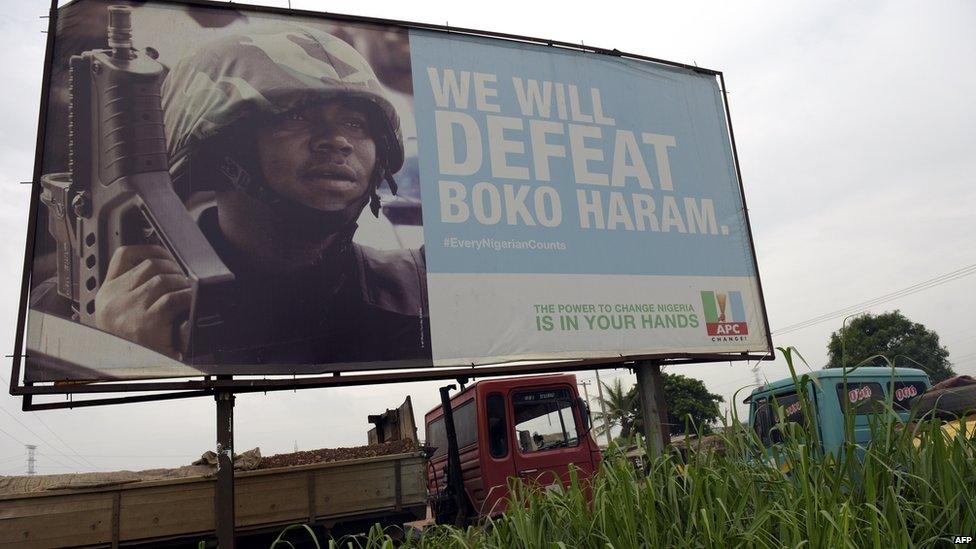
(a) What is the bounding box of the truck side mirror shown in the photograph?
[577,397,592,433]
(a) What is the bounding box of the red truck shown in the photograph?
[426,374,602,524]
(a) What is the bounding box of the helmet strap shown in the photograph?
[218,154,281,206]
[368,156,399,218]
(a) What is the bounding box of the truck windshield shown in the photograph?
[512,388,579,453]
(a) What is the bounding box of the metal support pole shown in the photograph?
[594,369,613,447]
[215,389,235,548]
[635,360,668,459]
[438,384,466,526]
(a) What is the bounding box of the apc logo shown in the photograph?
[700,290,749,339]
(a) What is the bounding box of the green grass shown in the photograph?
[294,348,976,548]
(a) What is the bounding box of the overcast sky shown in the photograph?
[1,0,974,476]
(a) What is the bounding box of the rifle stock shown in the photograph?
[39,5,234,361]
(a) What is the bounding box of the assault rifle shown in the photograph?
[39,5,233,361]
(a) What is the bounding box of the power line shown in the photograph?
[0,424,27,446]
[25,454,85,474]
[0,405,91,471]
[0,381,97,470]
[29,413,99,470]
[772,263,976,336]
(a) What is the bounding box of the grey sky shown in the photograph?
[1,0,974,475]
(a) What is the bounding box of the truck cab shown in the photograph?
[424,374,601,520]
[746,367,930,454]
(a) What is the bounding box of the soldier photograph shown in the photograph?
[29,1,430,371]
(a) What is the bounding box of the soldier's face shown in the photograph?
[256,100,377,212]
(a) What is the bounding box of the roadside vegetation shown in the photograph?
[274,349,976,548]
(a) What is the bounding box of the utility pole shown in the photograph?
[594,370,613,447]
[579,380,594,433]
[26,445,37,476]
[579,380,591,404]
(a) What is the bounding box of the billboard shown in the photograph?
[19,0,770,382]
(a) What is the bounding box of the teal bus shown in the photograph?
[746,367,931,454]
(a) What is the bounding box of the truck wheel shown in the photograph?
[915,385,976,418]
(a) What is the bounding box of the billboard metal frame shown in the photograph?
[10,0,774,407]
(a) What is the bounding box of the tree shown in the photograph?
[826,310,955,383]
[626,374,724,436]
[595,373,724,440]
[592,378,637,439]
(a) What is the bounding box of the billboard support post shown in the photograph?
[215,388,235,548]
[635,360,668,459]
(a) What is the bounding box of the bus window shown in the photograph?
[891,381,927,411]
[835,382,885,414]
[427,400,477,458]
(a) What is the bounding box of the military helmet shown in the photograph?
[162,26,404,201]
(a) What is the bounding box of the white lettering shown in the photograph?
[528,120,566,182]
[503,184,536,226]
[632,194,660,232]
[473,72,501,113]
[577,189,604,229]
[611,130,653,189]
[568,84,594,123]
[486,115,529,180]
[591,88,615,126]
[435,111,482,176]
[569,124,608,186]
[534,187,562,227]
[472,182,502,225]
[661,195,686,233]
[427,68,470,109]
[684,197,718,235]
[641,133,678,191]
[512,77,553,118]
[438,180,468,222]
[606,191,635,231]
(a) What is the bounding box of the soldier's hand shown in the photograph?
[94,245,191,358]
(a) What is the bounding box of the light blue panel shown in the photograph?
[729,291,746,323]
[409,30,756,277]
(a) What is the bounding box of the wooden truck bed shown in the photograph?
[0,451,427,548]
